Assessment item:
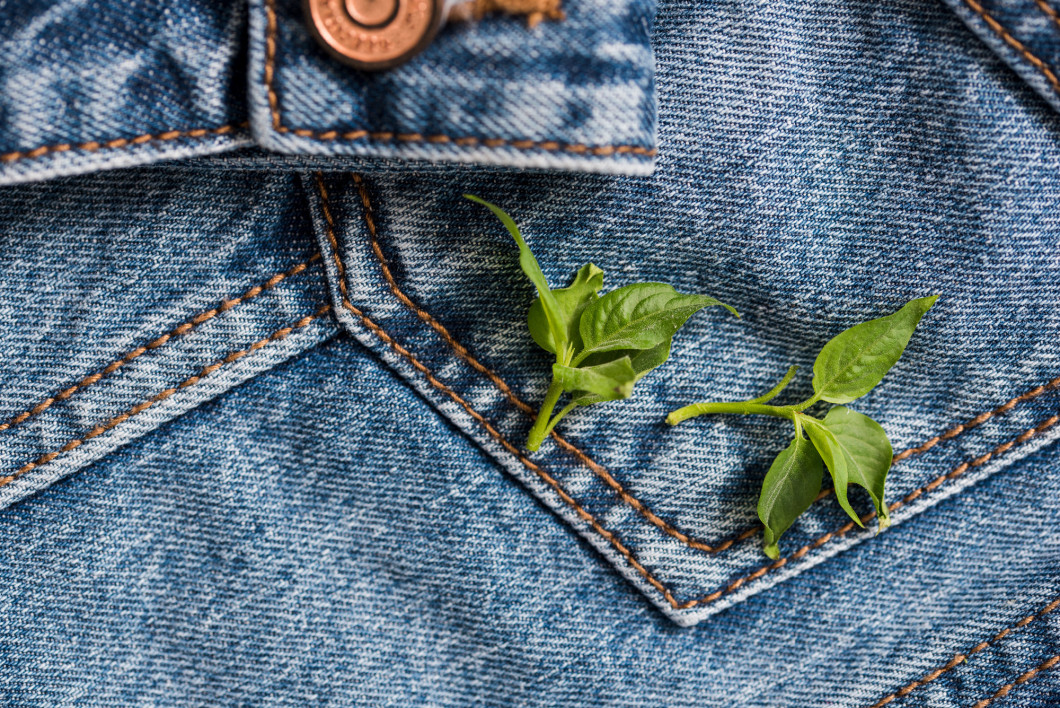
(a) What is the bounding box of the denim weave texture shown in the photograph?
[0,0,1059,704]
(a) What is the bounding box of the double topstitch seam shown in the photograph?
[0,305,332,489]
[962,0,1060,94]
[870,595,1060,707]
[0,254,321,434]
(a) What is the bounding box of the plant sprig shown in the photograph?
[466,195,738,451]
[667,296,938,558]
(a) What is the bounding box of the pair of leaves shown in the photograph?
[545,281,735,405]
[755,296,936,558]
[758,408,891,558]
[466,194,736,449]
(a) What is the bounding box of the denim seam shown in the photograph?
[262,0,657,158]
[0,123,247,165]
[348,173,1060,559]
[973,654,1060,707]
[963,0,1060,94]
[0,253,322,433]
[680,413,1060,610]
[1035,0,1060,32]
[0,304,331,488]
[313,174,685,608]
[317,173,1060,612]
[868,595,1060,707]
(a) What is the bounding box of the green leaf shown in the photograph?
[812,295,938,404]
[821,406,893,528]
[552,357,636,402]
[465,195,569,356]
[528,263,604,355]
[801,415,859,527]
[569,339,673,407]
[576,283,737,362]
[758,434,824,559]
[580,337,672,379]
[802,408,893,529]
[630,338,672,379]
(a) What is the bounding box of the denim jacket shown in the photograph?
[1,0,1059,705]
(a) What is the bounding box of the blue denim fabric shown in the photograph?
[0,0,252,185]
[1,0,1060,704]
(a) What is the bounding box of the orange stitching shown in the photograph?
[262,0,654,158]
[1034,0,1060,32]
[313,175,680,606]
[868,595,1060,707]
[0,254,321,433]
[348,173,747,552]
[973,654,1060,708]
[0,305,331,489]
[0,123,246,165]
[317,173,1060,613]
[348,173,1060,556]
[678,413,1060,610]
[962,0,1060,95]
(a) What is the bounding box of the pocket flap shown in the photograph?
[307,172,1060,626]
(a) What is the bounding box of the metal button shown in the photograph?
[305,0,446,71]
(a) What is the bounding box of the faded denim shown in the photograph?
[1,0,1060,705]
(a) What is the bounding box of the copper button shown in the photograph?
[305,0,446,70]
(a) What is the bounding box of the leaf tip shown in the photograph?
[763,543,780,560]
[920,294,940,310]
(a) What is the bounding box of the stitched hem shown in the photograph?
[868,595,1060,707]
[0,254,321,433]
[262,0,656,159]
[962,0,1060,95]
[0,305,331,489]
[0,123,247,165]
[973,654,1060,708]
[348,173,1060,559]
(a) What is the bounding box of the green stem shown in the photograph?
[527,377,565,451]
[748,365,799,404]
[543,401,579,437]
[666,401,797,426]
[666,365,828,426]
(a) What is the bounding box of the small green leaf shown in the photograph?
[629,338,672,379]
[758,434,824,559]
[528,263,604,355]
[802,408,893,529]
[465,195,569,356]
[801,415,859,527]
[580,337,672,379]
[569,339,673,407]
[553,357,636,401]
[812,295,938,404]
[821,406,893,528]
[576,283,737,362]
